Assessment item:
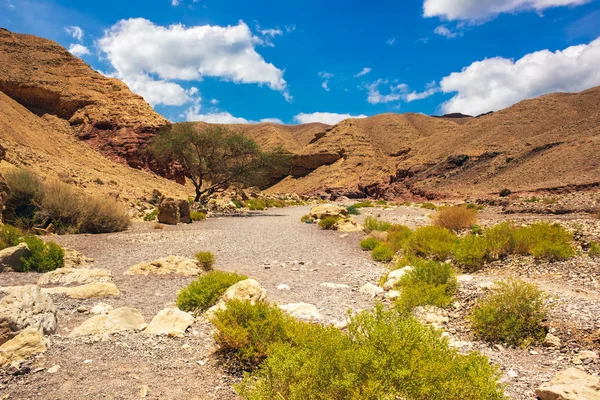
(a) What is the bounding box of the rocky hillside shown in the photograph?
[0,28,174,177]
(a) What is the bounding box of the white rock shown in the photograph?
[145,308,195,337]
[280,303,322,321]
[507,369,519,379]
[456,274,474,282]
[69,307,145,337]
[320,282,350,290]
[359,283,384,298]
[384,290,401,300]
[125,256,202,276]
[43,283,120,299]
[277,284,291,291]
[90,303,114,315]
[383,266,413,290]
[47,365,60,373]
[536,368,600,400]
[0,328,46,368]
[206,279,266,317]
[38,268,112,286]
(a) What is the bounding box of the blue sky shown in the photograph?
[2,0,600,124]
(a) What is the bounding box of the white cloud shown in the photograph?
[285,24,296,33]
[65,26,84,42]
[260,118,284,124]
[256,26,283,47]
[423,0,590,21]
[293,112,367,125]
[386,37,396,46]
[68,43,90,57]
[171,0,180,5]
[186,111,251,124]
[354,67,372,78]
[366,79,438,104]
[125,74,195,106]
[210,99,219,105]
[434,25,462,38]
[439,37,600,115]
[97,18,289,106]
[319,72,334,91]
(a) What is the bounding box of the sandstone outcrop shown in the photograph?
[536,368,600,400]
[70,307,145,337]
[145,308,195,337]
[0,328,46,368]
[125,256,201,276]
[43,282,120,299]
[0,285,56,345]
[157,198,191,225]
[38,268,112,286]
[0,243,30,272]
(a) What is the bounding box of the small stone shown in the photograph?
[384,290,401,300]
[139,385,149,398]
[359,283,384,298]
[83,359,93,364]
[320,283,350,290]
[46,365,60,373]
[77,306,89,314]
[507,369,519,378]
[277,284,291,291]
[544,333,561,348]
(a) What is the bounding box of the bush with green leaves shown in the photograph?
[513,223,574,260]
[470,279,549,347]
[235,305,505,400]
[211,299,295,367]
[347,205,360,215]
[395,258,457,312]
[352,201,374,208]
[191,211,207,221]
[360,237,381,251]
[420,203,438,210]
[300,214,313,223]
[387,225,412,251]
[176,271,248,315]
[453,234,490,271]
[433,205,478,232]
[371,243,395,262]
[403,226,457,261]
[364,216,391,232]
[195,251,216,271]
[232,199,243,209]
[0,226,64,272]
[246,199,267,210]
[318,216,340,230]
[144,209,158,221]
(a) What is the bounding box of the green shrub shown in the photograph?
[482,222,515,259]
[196,251,216,271]
[403,226,457,261]
[387,225,413,251]
[499,189,512,197]
[211,300,295,367]
[371,243,395,262]
[433,205,478,232]
[247,199,267,210]
[300,214,313,223]
[144,209,158,221]
[17,237,64,273]
[176,271,248,315]
[470,225,484,235]
[395,259,457,312]
[191,211,207,221]
[470,279,549,347]
[420,203,437,210]
[512,223,574,260]
[347,205,360,215]
[232,199,243,209]
[0,225,24,247]
[364,216,391,232]
[454,234,490,271]
[589,242,600,258]
[353,201,374,208]
[237,305,505,400]
[375,200,387,206]
[360,237,381,251]
[3,169,43,228]
[318,216,340,230]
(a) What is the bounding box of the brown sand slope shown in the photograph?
[0,91,190,203]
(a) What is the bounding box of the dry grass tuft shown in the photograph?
[153,223,165,230]
[433,205,478,232]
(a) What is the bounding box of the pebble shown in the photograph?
[277,284,291,291]
[47,365,60,374]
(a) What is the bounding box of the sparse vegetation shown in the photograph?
[420,202,437,210]
[359,237,381,251]
[499,188,512,197]
[470,279,549,347]
[395,258,457,312]
[246,199,267,211]
[403,226,458,261]
[589,242,600,258]
[191,211,207,221]
[347,205,360,215]
[371,243,395,262]
[364,216,391,232]
[144,209,158,221]
[300,214,312,223]
[196,251,216,271]
[2,170,130,234]
[318,216,340,230]
[433,205,478,232]
[234,304,505,400]
[176,271,248,315]
[352,201,374,208]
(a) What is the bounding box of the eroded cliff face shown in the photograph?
[0,28,173,176]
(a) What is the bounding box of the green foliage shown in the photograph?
[265,199,286,208]
[318,216,340,230]
[375,200,387,205]
[470,225,484,235]
[524,197,540,203]
[347,205,360,215]
[420,203,438,210]
[195,251,216,271]
[150,124,292,202]
[395,259,457,312]
[300,214,313,223]
[352,201,374,208]
[454,234,490,271]
[371,243,395,262]
[211,300,294,367]
[236,305,505,400]
[232,199,243,209]
[0,225,24,247]
[403,226,457,261]
[470,279,549,347]
[176,271,248,314]
[387,225,413,251]
[246,199,267,211]
[360,237,382,251]
[433,205,478,232]
[144,209,158,221]
[589,242,600,258]
[191,211,207,221]
[513,223,574,260]
[364,216,391,232]
[0,226,64,272]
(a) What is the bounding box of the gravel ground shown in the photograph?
[1,206,384,400]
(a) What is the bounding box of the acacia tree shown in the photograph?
[151,123,292,202]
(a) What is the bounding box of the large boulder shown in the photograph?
[38,268,112,286]
[0,285,56,345]
[280,303,322,321]
[125,256,201,276]
[309,204,348,220]
[0,243,31,272]
[0,328,46,368]
[43,282,120,299]
[144,308,195,337]
[536,368,600,400]
[157,198,180,225]
[178,200,191,224]
[334,218,363,233]
[70,307,145,337]
[206,279,266,317]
